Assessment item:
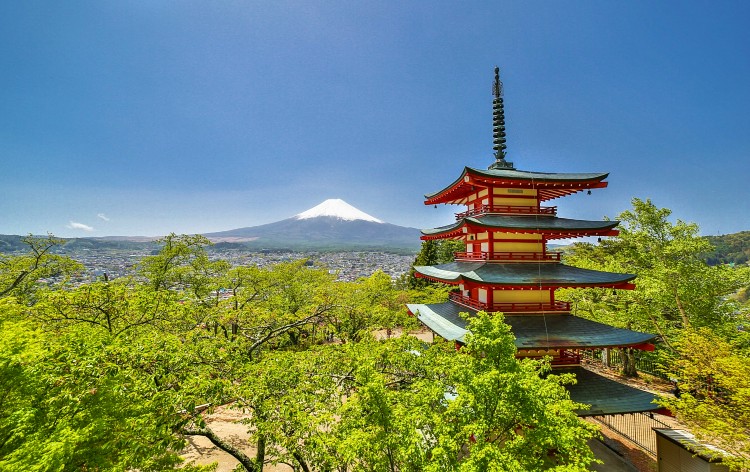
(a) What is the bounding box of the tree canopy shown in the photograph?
[0,234,599,471]
[562,198,750,469]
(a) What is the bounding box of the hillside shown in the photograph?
[705,231,750,265]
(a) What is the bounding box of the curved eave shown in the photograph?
[413,262,636,288]
[424,167,610,205]
[407,302,656,349]
[420,216,620,240]
[562,367,660,416]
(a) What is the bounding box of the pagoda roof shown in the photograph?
[406,302,655,349]
[560,367,659,416]
[421,215,619,240]
[425,166,609,205]
[413,262,635,288]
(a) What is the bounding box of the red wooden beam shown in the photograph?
[631,342,655,352]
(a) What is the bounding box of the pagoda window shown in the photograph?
[480,242,489,253]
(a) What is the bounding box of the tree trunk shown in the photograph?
[182,425,257,472]
[621,348,638,377]
[292,451,311,472]
[255,434,266,472]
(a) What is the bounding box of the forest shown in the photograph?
[1,199,749,471]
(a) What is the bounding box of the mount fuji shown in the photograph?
[204,199,421,251]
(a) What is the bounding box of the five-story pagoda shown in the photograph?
[407,68,659,416]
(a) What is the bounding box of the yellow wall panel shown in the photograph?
[493,241,543,252]
[495,232,541,240]
[492,197,538,206]
[492,188,538,196]
[493,290,551,303]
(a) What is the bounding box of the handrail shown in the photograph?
[456,204,556,220]
[449,292,570,312]
[449,292,488,311]
[454,251,562,262]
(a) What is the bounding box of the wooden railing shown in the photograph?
[449,293,570,313]
[550,350,581,366]
[449,292,488,311]
[456,204,556,220]
[454,251,562,262]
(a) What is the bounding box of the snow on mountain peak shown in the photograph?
[294,199,384,223]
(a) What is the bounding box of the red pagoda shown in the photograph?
[407,68,658,416]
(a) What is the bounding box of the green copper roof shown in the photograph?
[406,302,655,349]
[424,166,609,200]
[467,166,609,182]
[414,262,635,286]
[559,367,659,416]
[421,215,619,236]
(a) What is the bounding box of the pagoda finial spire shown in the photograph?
[489,66,514,170]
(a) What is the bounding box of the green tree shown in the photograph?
[0,234,80,301]
[331,313,596,472]
[407,239,464,288]
[426,312,597,471]
[659,329,750,470]
[0,319,216,471]
[1,234,597,471]
[138,233,214,292]
[327,270,416,342]
[562,198,749,374]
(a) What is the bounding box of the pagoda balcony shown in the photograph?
[454,251,562,262]
[550,350,581,366]
[449,292,571,313]
[455,204,556,220]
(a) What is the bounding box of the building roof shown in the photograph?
[653,429,730,463]
[406,301,655,349]
[413,261,636,288]
[421,215,619,240]
[560,367,659,416]
[424,166,610,204]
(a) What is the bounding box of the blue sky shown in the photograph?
[1,1,748,238]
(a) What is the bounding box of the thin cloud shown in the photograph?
[67,221,95,232]
[97,213,110,221]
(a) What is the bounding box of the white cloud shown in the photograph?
[97,213,110,221]
[67,221,95,232]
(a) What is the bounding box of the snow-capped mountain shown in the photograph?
[204,199,420,251]
[295,199,384,223]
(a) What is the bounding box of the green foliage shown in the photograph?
[0,320,213,471]
[426,312,597,472]
[408,239,463,289]
[1,234,596,471]
[705,230,750,266]
[138,233,215,292]
[563,198,749,348]
[563,198,750,464]
[659,329,750,470]
[0,234,81,301]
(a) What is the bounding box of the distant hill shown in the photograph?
[0,234,158,254]
[705,231,750,265]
